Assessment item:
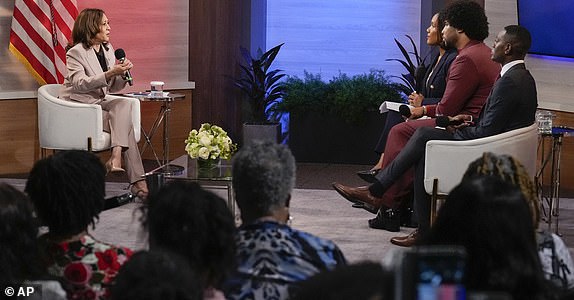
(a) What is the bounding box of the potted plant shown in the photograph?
[275,70,402,164]
[386,35,425,97]
[235,43,286,144]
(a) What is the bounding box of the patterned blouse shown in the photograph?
[223,220,346,300]
[39,234,132,299]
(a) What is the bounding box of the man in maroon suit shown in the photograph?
[333,1,501,230]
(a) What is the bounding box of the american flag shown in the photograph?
[9,0,78,85]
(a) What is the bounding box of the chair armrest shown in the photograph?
[424,123,538,195]
[38,87,104,150]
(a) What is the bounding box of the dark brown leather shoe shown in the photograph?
[390,229,418,247]
[332,182,386,214]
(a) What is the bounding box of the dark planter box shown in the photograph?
[289,111,386,165]
[242,122,281,145]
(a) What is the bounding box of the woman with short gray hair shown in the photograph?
[224,141,346,300]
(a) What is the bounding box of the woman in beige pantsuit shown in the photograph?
[59,8,148,199]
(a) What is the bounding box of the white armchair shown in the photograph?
[37,84,140,157]
[424,123,538,223]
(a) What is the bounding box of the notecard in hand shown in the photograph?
[378,101,413,114]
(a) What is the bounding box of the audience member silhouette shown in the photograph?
[25,150,132,299]
[420,176,556,299]
[463,152,574,292]
[0,183,66,300]
[143,181,236,300]
[292,262,393,300]
[111,250,202,300]
[223,141,347,300]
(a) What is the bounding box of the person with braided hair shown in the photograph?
[25,150,133,299]
[463,152,574,293]
[463,152,539,225]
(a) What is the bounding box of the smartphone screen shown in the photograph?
[398,246,467,300]
[415,254,465,300]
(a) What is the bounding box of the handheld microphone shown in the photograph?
[399,104,412,118]
[114,48,133,86]
[104,193,135,211]
[435,116,465,128]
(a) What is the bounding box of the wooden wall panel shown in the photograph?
[0,99,38,174]
[541,110,574,196]
[189,1,243,142]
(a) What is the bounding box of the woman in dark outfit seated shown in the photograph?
[359,12,457,179]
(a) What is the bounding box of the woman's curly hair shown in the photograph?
[25,150,106,237]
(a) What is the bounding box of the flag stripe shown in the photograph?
[9,32,55,85]
[10,15,57,78]
[21,0,53,34]
[13,7,56,66]
[10,0,77,85]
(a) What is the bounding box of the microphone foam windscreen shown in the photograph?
[435,116,451,127]
[399,105,412,117]
[114,48,126,60]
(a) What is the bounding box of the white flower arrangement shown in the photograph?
[185,123,236,160]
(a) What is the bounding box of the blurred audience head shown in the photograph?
[111,250,202,300]
[463,152,539,227]
[143,181,236,289]
[232,140,296,224]
[25,150,105,238]
[424,176,553,299]
[0,183,44,284]
[292,262,393,300]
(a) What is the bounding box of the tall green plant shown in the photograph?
[235,43,286,123]
[385,35,423,96]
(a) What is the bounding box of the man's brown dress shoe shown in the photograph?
[390,229,418,247]
[331,182,386,214]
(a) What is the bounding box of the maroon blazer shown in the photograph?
[426,40,501,118]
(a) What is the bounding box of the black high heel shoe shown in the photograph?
[356,169,380,183]
[368,208,400,232]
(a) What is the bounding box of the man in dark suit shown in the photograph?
[334,25,537,247]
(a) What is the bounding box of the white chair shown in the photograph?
[424,123,538,223]
[37,84,141,157]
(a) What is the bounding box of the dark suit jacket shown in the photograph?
[426,40,501,118]
[419,48,458,105]
[454,63,537,140]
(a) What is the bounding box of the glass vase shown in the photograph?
[197,158,221,175]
